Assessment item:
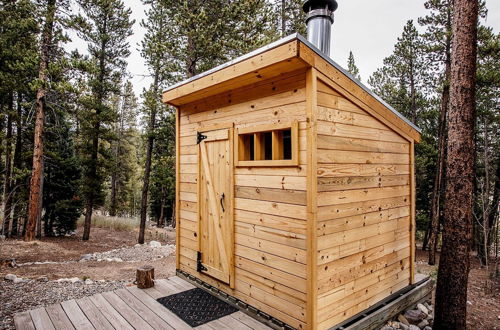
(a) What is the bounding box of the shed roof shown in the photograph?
[162,34,421,142]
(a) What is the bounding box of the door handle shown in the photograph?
[220,193,225,213]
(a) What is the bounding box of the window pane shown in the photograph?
[263,132,272,160]
[283,129,292,160]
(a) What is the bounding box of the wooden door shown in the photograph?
[197,128,233,285]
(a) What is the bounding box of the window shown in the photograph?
[236,121,298,167]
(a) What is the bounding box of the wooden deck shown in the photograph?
[13,276,272,330]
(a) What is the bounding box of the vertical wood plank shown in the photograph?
[306,68,319,329]
[229,127,235,288]
[409,140,416,284]
[176,107,181,270]
[272,130,283,160]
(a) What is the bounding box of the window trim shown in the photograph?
[235,121,299,167]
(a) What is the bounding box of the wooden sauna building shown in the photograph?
[162,34,421,330]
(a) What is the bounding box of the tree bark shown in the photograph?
[25,0,56,242]
[434,1,478,329]
[2,94,14,237]
[428,4,452,265]
[11,93,24,237]
[138,81,157,244]
[83,14,108,241]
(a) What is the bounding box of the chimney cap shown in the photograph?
[303,0,338,13]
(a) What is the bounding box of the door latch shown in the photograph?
[197,132,207,144]
[197,251,207,272]
[220,193,225,213]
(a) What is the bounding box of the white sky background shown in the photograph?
[67,0,500,99]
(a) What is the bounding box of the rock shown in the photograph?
[404,310,426,325]
[134,244,141,247]
[113,258,123,262]
[149,240,161,248]
[408,326,420,330]
[84,279,93,285]
[0,234,5,241]
[80,254,93,261]
[417,303,429,315]
[467,300,472,305]
[4,274,17,281]
[37,276,49,282]
[105,258,113,262]
[98,279,106,283]
[398,314,410,326]
[388,321,401,328]
[399,324,409,330]
[380,326,395,330]
[56,278,69,282]
[69,277,80,283]
[97,259,102,262]
[417,320,429,328]
[13,277,24,284]
[424,327,432,330]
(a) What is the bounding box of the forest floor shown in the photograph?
[415,248,500,330]
[1,227,499,330]
[0,223,176,329]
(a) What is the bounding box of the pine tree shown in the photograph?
[368,20,430,126]
[419,0,453,263]
[347,51,361,81]
[434,0,479,328]
[109,81,138,217]
[0,0,39,237]
[138,0,275,242]
[138,0,172,243]
[276,0,306,37]
[75,0,134,240]
[25,0,57,241]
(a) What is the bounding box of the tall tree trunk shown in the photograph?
[487,158,500,249]
[434,1,478,329]
[2,94,14,237]
[428,4,452,266]
[25,0,56,242]
[83,16,108,241]
[11,93,24,237]
[138,74,158,244]
[110,171,117,216]
[281,0,286,37]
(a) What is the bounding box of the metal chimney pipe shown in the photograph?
[303,0,338,55]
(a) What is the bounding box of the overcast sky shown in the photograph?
[67,0,500,98]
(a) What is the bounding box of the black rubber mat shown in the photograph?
[157,288,238,327]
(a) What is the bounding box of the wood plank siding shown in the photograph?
[314,79,412,330]
[177,70,309,329]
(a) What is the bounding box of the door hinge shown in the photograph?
[197,251,207,272]
[197,132,207,144]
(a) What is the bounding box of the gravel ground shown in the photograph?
[87,243,175,262]
[0,279,127,330]
[0,237,176,330]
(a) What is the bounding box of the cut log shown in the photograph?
[136,266,154,289]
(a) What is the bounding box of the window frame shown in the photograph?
[235,121,299,167]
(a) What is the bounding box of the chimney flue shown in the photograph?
[303,0,338,55]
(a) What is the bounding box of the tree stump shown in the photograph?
[136,265,154,289]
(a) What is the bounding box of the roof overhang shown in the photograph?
[162,34,421,142]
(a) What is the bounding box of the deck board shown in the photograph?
[13,276,272,330]
[45,304,75,330]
